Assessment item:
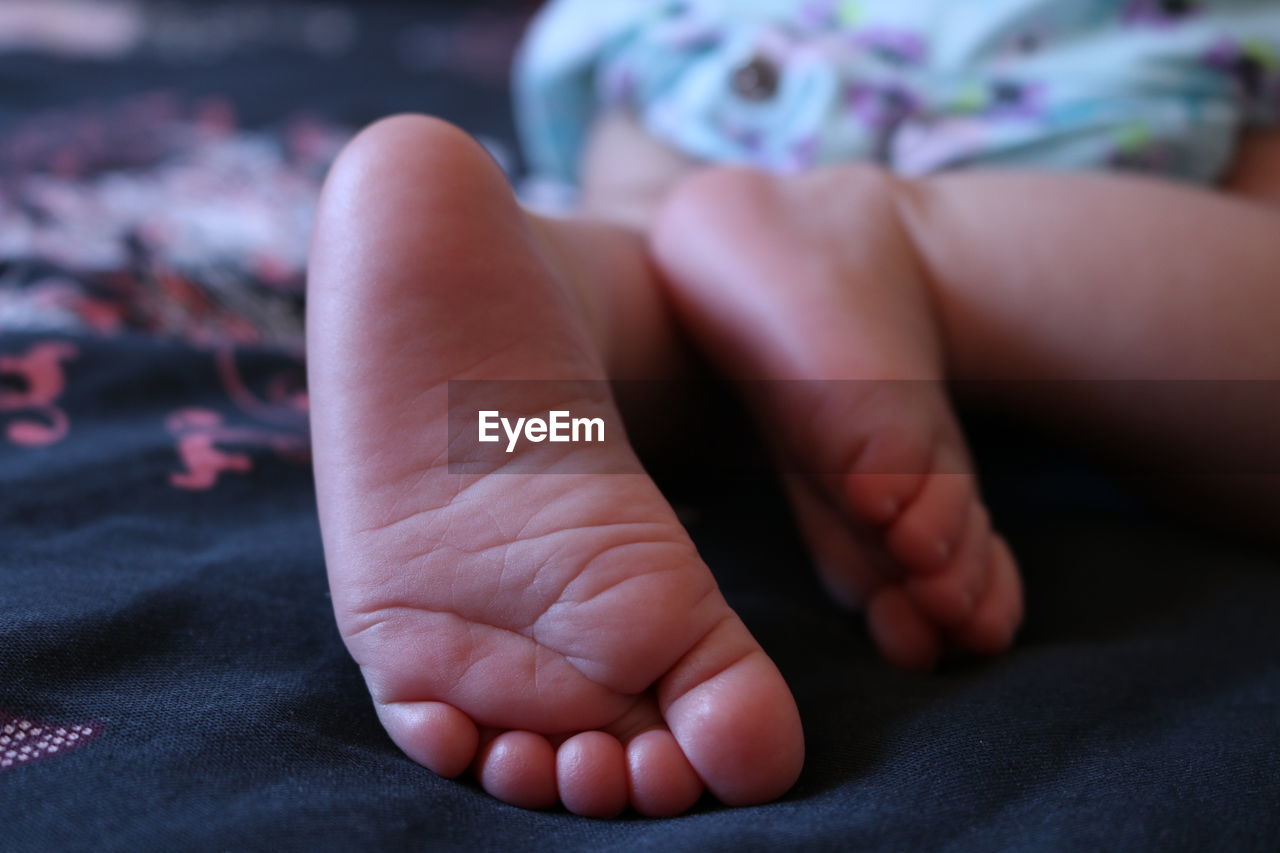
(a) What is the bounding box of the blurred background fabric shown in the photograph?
[1,3,1278,851]
[0,0,532,352]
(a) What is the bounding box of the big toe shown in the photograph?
[658,614,805,806]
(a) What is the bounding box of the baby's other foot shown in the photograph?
[307,116,802,816]
[653,166,1023,670]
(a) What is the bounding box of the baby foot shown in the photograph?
[652,166,1023,670]
[307,116,802,816]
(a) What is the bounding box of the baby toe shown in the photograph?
[885,464,974,576]
[658,616,804,807]
[557,731,629,818]
[376,700,478,779]
[476,730,559,810]
[867,585,941,671]
[949,535,1023,656]
[904,502,993,628]
[625,729,705,817]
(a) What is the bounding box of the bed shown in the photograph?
[4,2,1278,850]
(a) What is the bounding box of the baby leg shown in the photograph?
[307,115,802,816]
[888,168,1280,535]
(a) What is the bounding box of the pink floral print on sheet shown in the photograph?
[0,340,78,447]
[166,346,309,491]
[0,93,345,352]
[0,95,330,487]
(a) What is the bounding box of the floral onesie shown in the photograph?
[514,0,1280,190]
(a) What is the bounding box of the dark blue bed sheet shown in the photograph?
[2,2,1278,850]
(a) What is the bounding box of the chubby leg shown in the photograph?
[307,115,802,816]
[895,167,1280,536]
